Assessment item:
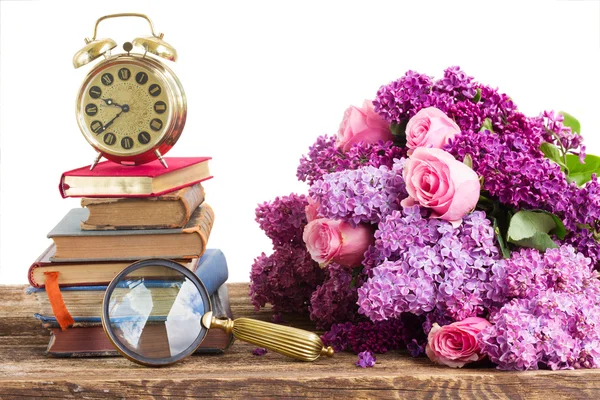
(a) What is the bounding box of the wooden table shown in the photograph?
[1,283,598,399]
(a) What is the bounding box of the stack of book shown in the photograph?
[27,157,234,357]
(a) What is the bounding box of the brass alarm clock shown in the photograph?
[73,13,186,170]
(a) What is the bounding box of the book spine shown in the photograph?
[195,249,229,297]
[179,183,205,226]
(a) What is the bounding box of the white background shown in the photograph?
[1,0,599,284]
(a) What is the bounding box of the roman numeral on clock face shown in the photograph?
[149,84,162,97]
[121,137,134,149]
[101,73,114,86]
[89,86,102,99]
[154,101,167,114]
[138,131,151,144]
[118,68,131,81]
[91,120,103,134]
[150,118,163,131]
[136,72,148,85]
[85,104,98,116]
[103,133,116,145]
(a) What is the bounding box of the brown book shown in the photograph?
[80,183,205,231]
[45,285,234,357]
[48,203,214,261]
[28,245,198,288]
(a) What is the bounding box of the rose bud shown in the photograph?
[426,317,492,368]
[336,100,393,151]
[401,147,480,226]
[302,218,373,267]
[405,107,461,154]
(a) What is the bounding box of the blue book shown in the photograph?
[28,249,228,320]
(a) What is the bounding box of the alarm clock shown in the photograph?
[73,13,186,170]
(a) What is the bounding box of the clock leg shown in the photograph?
[90,152,103,171]
[155,150,169,169]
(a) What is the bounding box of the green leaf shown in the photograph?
[566,153,600,186]
[472,88,481,103]
[493,218,511,258]
[390,121,407,147]
[463,154,473,169]
[540,142,566,170]
[479,118,494,134]
[559,111,581,134]
[507,210,563,252]
[511,232,559,252]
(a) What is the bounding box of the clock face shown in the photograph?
[78,60,173,156]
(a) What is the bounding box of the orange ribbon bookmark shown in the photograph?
[43,272,75,330]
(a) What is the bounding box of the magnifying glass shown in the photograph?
[101,259,335,367]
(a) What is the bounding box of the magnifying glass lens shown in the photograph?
[106,264,207,364]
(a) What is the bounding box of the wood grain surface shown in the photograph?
[1,283,598,399]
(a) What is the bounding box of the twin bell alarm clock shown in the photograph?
[73,13,186,170]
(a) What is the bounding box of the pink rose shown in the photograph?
[406,107,461,154]
[302,218,373,267]
[305,197,320,222]
[336,100,393,152]
[426,317,491,368]
[401,147,480,226]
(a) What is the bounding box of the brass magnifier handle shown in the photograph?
[202,312,334,361]
[90,13,161,41]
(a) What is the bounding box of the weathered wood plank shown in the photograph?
[0,283,598,399]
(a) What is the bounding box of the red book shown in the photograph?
[59,157,212,198]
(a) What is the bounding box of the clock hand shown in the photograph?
[97,110,123,134]
[100,98,124,108]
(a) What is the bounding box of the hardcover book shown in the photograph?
[28,245,198,288]
[80,183,205,230]
[59,157,212,198]
[29,248,229,319]
[44,285,234,357]
[48,203,214,261]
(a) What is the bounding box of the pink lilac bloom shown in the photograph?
[309,160,407,227]
[249,244,324,313]
[255,193,309,246]
[357,207,501,322]
[297,136,405,185]
[356,351,376,368]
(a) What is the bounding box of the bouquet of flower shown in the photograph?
[249,66,600,370]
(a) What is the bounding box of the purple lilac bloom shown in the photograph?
[252,348,268,356]
[321,322,354,353]
[297,136,405,185]
[309,160,407,227]
[542,110,584,154]
[255,193,309,246]
[479,289,600,370]
[321,319,405,355]
[488,245,599,303]
[357,207,501,322]
[309,263,361,330]
[434,66,477,100]
[249,244,324,313]
[356,351,376,368]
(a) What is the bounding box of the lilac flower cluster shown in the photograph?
[250,66,600,371]
[321,318,406,355]
[357,207,501,322]
[480,245,600,370]
[356,351,376,368]
[480,289,600,370]
[296,136,405,185]
[255,194,308,246]
[249,243,324,313]
[308,263,360,330]
[309,160,407,227]
[488,246,599,302]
